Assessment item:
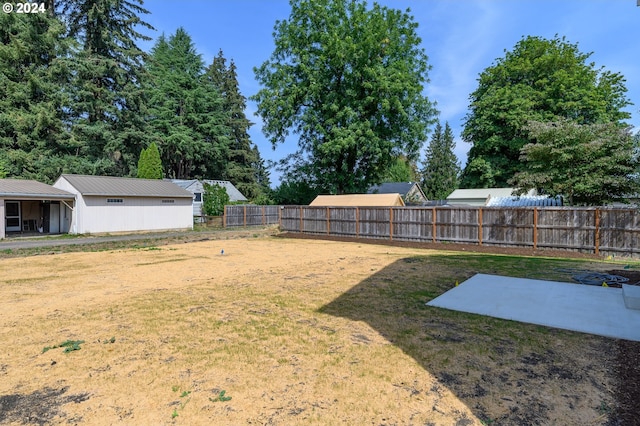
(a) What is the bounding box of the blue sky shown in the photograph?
[138,0,640,186]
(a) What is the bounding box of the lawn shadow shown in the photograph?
[318,253,618,425]
[0,386,90,425]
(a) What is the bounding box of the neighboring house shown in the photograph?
[170,179,248,217]
[310,193,405,207]
[0,179,75,239]
[368,182,428,205]
[446,188,536,206]
[53,174,193,235]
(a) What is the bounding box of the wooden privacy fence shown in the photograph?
[224,205,640,257]
[224,205,281,227]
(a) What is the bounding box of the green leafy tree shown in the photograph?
[461,35,631,188]
[137,142,163,179]
[511,120,639,206]
[205,50,264,199]
[272,177,320,205]
[60,0,154,176]
[145,29,228,179]
[382,156,418,183]
[461,158,496,189]
[202,183,230,216]
[253,0,437,194]
[420,122,460,199]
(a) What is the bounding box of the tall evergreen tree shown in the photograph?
[137,142,163,179]
[145,29,228,179]
[421,122,460,200]
[252,146,272,194]
[205,50,263,199]
[0,9,82,182]
[59,0,154,176]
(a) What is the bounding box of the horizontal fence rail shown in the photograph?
[224,205,640,257]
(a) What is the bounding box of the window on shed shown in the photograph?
[194,192,202,202]
[107,198,123,203]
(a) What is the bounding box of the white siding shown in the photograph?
[53,177,193,234]
[186,181,205,216]
[78,196,193,234]
[53,177,81,233]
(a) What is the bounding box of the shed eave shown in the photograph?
[81,193,193,198]
[0,193,75,200]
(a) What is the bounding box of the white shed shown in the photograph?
[53,174,193,235]
[446,188,537,206]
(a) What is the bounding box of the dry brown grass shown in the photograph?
[0,234,627,425]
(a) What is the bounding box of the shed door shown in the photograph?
[5,201,21,232]
[49,202,60,233]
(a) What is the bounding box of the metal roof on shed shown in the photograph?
[58,174,193,198]
[310,193,405,207]
[368,182,415,196]
[0,179,75,199]
[447,188,518,200]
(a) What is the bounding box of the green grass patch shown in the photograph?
[42,339,85,354]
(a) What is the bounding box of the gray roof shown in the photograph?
[368,182,415,196]
[59,174,193,198]
[170,179,198,190]
[170,179,248,202]
[0,179,75,199]
[368,182,428,204]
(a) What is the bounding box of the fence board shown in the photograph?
[224,205,640,257]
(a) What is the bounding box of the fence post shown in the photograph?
[478,207,483,245]
[243,205,247,227]
[299,206,303,233]
[432,207,436,243]
[262,205,265,225]
[595,208,600,256]
[326,207,330,235]
[533,207,538,249]
[356,207,359,238]
[389,207,393,240]
[279,206,282,228]
[223,205,227,228]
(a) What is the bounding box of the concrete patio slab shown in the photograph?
[426,274,640,342]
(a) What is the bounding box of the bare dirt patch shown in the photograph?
[0,232,637,425]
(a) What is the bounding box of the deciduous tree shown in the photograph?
[203,183,230,216]
[253,0,436,194]
[382,156,418,183]
[511,120,638,206]
[461,35,631,188]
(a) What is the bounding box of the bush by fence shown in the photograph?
[224,205,640,257]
